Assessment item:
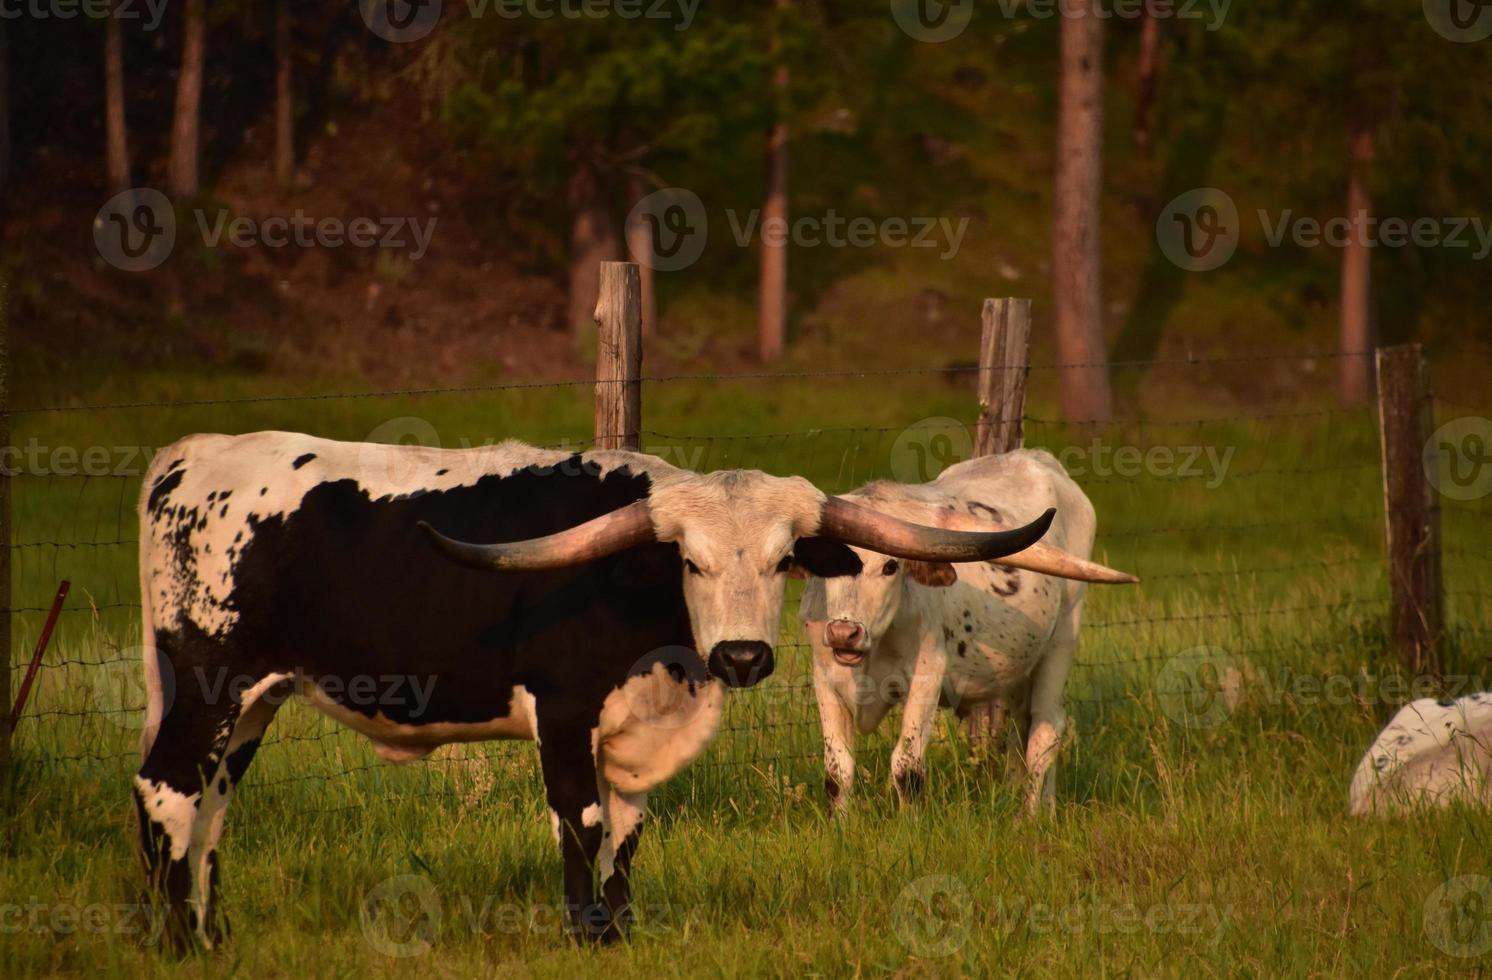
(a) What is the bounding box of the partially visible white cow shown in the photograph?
[1349,694,1492,815]
[800,449,1136,817]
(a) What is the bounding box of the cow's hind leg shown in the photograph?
[185,677,286,945]
[1022,600,1081,817]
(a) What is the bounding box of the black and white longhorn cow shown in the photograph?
[133,432,1068,948]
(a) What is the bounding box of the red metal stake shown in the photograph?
[8,580,70,730]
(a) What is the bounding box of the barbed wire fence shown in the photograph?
[2,264,1489,827]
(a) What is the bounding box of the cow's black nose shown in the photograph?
[708,640,775,688]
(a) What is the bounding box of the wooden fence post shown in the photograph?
[594,261,643,452]
[1376,343,1443,675]
[0,282,10,775]
[965,298,1032,752]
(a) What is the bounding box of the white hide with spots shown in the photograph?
[802,449,1096,816]
[1349,694,1492,815]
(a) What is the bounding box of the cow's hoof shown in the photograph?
[572,903,624,947]
[894,768,926,804]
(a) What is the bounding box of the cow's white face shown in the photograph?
[820,549,956,667]
[648,471,829,687]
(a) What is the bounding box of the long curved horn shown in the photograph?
[817,496,1055,563]
[418,499,656,571]
[992,544,1138,584]
[934,509,1138,584]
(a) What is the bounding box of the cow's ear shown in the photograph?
[793,537,863,578]
[906,561,957,587]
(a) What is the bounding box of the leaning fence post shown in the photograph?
[1375,343,1443,676]
[594,261,644,452]
[965,298,1032,753]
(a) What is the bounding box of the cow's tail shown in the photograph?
[137,456,167,763]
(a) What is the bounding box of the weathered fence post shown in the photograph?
[1375,343,1443,676]
[965,298,1032,752]
[0,283,10,774]
[594,261,644,452]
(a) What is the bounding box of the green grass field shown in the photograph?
[3,367,1491,977]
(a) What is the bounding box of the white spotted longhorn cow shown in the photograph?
[800,449,1137,816]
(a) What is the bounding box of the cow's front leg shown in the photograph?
[596,778,647,941]
[536,713,609,944]
[811,645,859,817]
[891,637,947,806]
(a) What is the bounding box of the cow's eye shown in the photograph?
[684,559,703,576]
[882,559,899,576]
[776,554,794,573]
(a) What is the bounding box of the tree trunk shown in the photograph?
[0,19,9,190]
[566,150,620,345]
[168,0,206,198]
[1132,1,1161,154]
[1338,119,1374,406]
[626,172,657,336]
[105,1,130,192]
[275,0,293,186]
[1052,0,1112,423]
[757,0,789,363]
